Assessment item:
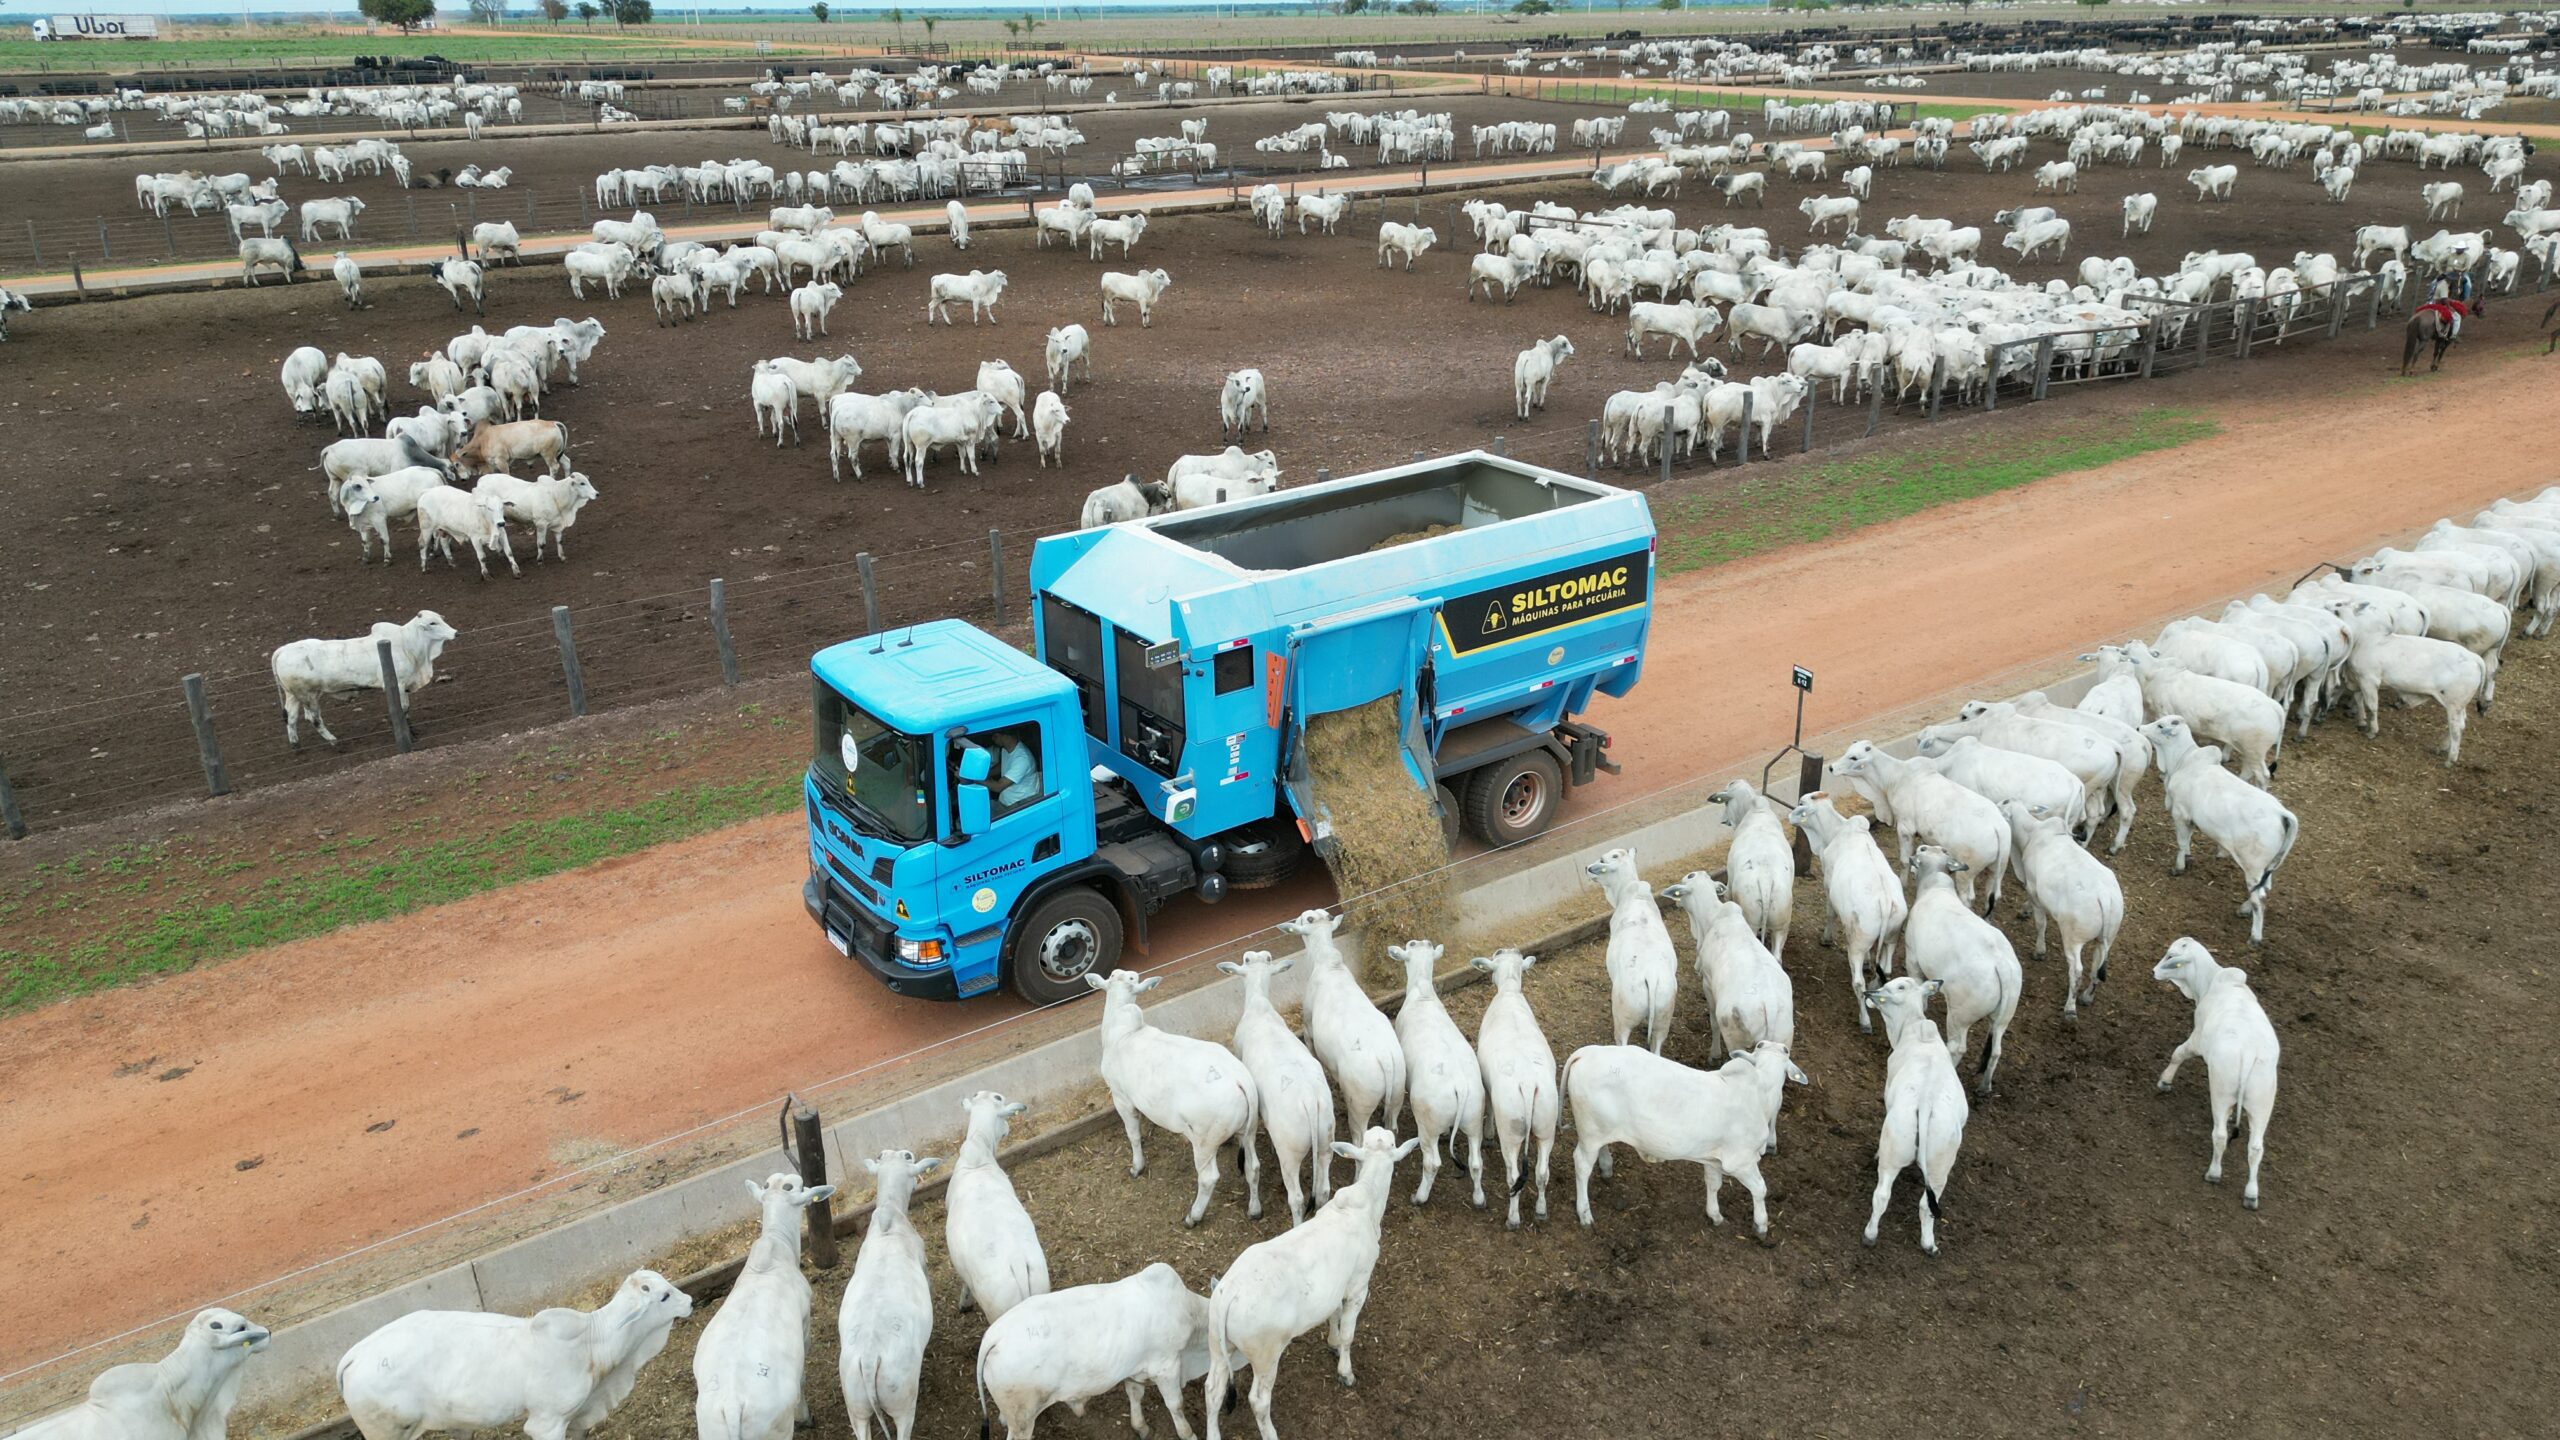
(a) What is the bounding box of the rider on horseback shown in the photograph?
[2423,270,2478,339]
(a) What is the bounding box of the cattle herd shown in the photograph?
[9,15,2560,1438]
[37,473,2560,1439]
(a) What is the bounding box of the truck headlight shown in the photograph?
[896,937,945,964]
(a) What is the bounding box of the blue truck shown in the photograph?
[801,451,1657,1003]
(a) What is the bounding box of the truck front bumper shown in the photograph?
[804,872,963,1001]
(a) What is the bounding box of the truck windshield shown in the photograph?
[811,680,930,843]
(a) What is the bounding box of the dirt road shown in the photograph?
[2,344,2549,1383]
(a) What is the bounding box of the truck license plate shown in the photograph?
[824,928,851,957]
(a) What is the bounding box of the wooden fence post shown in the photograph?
[552,606,588,718]
[1490,434,1506,456]
[2328,281,2347,338]
[1737,390,1754,463]
[1586,418,1599,478]
[858,552,881,636]
[2367,280,2381,329]
[0,754,24,839]
[2139,322,2160,379]
[1926,354,1947,421]
[1801,389,1816,452]
[1658,402,1673,483]
[790,1100,839,1269]
[182,674,229,798]
[376,639,414,754]
[709,578,740,687]
[1867,368,1884,435]
[2032,335,2057,401]
[1984,342,2003,411]
[2237,297,2259,358]
[989,529,1008,625]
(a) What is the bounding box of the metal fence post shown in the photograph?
[182,674,229,798]
[552,605,588,718]
[857,552,881,636]
[709,578,740,686]
[1926,355,1947,421]
[989,529,1008,625]
[1867,369,1884,435]
[2032,335,2057,401]
[376,639,414,753]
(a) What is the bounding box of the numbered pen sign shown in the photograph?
[1792,665,1815,693]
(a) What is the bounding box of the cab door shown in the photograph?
[934,712,1072,989]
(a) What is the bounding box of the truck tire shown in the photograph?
[1463,750,1564,849]
[1217,817,1305,891]
[1007,887,1124,1006]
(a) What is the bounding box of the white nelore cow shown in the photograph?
[1584,848,1679,1053]
[2151,937,2281,1210]
[1562,1039,1804,1237]
[692,1173,837,1440]
[20,1309,270,1440]
[1860,977,1969,1256]
[1099,268,1172,327]
[1385,938,1486,1207]
[1277,908,1407,1155]
[1203,1127,1418,1440]
[926,269,1010,325]
[1513,335,1575,419]
[337,1271,692,1440]
[270,610,456,749]
[1376,221,1437,270]
[838,1150,940,1440]
[1166,447,1282,509]
[972,1264,1232,1440]
[1083,968,1261,1227]
[945,1091,1049,1323]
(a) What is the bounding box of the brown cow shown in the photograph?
[453,419,570,477]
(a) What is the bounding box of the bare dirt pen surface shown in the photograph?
[593,637,2560,1440]
[7,116,2544,825]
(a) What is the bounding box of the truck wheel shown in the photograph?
[1217,817,1305,891]
[1463,751,1564,848]
[1437,784,1464,852]
[1007,887,1124,1006]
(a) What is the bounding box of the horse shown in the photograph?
[2404,301,2470,373]
[2403,275,2483,374]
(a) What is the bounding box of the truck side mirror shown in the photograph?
[954,742,994,838]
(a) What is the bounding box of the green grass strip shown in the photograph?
[0,775,802,1012]
[1655,407,2219,575]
